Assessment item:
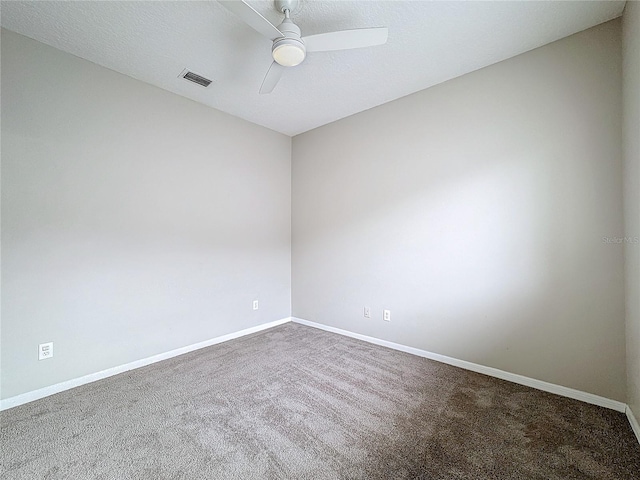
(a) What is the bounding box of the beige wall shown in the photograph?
[623,1,640,419]
[292,20,625,401]
[2,15,633,408]
[1,30,292,399]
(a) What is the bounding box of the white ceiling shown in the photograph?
[0,1,626,136]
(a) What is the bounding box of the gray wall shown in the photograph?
[292,20,626,401]
[1,30,292,399]
[623,2,640,419]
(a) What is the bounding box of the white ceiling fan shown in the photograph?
[219,0,388,94]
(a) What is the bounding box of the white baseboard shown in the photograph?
[292,317,628,413]
[4,315,636,446]
[0,317,292,412]
[627,405,640,444]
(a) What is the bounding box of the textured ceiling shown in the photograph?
[0,1,626,136]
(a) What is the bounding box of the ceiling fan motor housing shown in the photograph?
[272,18,306,66]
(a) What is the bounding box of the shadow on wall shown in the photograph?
[293,19,625,399]
[293,71,624,398]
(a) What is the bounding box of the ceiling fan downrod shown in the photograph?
[272,5,306,66]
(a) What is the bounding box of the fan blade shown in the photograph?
[303,27,388,53]
[260,61,285,94]
[219,1,283,40]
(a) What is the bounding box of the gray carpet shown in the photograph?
[1,322,639,479]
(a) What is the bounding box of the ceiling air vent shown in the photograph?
[179,69,212,88]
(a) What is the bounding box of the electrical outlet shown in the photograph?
[364,307,371,318]
[39,342,54,360]
[253,300,259,310]
[383,310,391,322]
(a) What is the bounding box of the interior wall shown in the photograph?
[623,1,640,420]
[0,30,292,400]
[292,20,625,401]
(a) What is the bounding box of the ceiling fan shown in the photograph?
[219,0,388,94]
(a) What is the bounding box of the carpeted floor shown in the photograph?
[1,322,639,479]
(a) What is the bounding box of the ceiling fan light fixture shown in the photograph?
[272,38,306,67]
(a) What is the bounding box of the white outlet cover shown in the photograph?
[253,300,259,310]
[39,342,54,360]
[364,307,371,318]
[383,310,391,322]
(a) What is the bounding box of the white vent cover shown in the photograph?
[179,69,212,88]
